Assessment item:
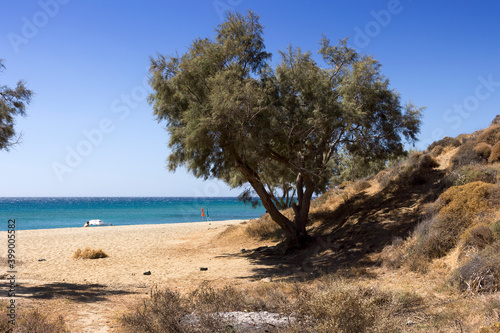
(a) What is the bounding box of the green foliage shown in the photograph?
[148,10,423,244]
[0,60,33,150]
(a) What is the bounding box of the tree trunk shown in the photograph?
[292,172,314,247]
[235,161,298,243]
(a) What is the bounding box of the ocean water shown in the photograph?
[0,197,266,231]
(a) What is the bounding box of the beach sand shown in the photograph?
[0,220,275,331]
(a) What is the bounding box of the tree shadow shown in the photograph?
[1,282,138,302]
[232,168,448,282]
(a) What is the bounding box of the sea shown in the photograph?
[0,197,266,231]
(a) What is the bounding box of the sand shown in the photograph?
[2,220,272,290]
[0,220,276,331]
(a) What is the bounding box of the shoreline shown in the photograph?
[2,218,249,233]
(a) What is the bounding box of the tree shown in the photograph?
[149,11,423,247]
[0,59,33,151]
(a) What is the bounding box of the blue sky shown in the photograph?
[1,0,499,197]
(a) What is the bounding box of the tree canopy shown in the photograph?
[0,59,33,151]
[149,11,423,247]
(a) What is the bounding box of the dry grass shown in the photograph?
[407,182,498,264]
[478,125,500,145]
[476,142,493,159]
[72,247,108,259]
[121,277,429,333]
[244,214,286,241]
[461,224,495,250]
[431,145,444,156]
[427,136,461,152]
[0,302,68,333]
[490,142,500,163]
[452,241,500,293]
[447,164,500,186]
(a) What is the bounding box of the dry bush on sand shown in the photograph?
[0,302,68,333]
[72,247,108,259]
[245,214,285,241]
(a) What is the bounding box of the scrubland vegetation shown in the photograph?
[120,118,500,332]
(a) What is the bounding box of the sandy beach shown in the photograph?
[2,220,274,290]
[0,220,277,331]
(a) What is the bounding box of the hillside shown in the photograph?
[215,116,500,332]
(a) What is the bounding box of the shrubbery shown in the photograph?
[72,247,108,259]
[408,182,498,262]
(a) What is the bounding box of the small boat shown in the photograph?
[88,219,106,226]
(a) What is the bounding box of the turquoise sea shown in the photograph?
[0,197,266,231]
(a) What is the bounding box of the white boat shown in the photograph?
[88,219,106,226]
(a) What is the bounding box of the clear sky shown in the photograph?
[1,0,499,197]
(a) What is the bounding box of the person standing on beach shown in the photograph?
[83,221,89,227]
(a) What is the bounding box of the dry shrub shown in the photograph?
[297,280,376,332]
[448,164,500,186]
[453,241,500,293]
[120,289,189,333]
[431,145,444,156]
[337,181,353,189]
[427,136,461,152]
[481,322,500,333]
[0,303,68,333]
[245,213,285,241]
[379,240,406,269]
[476,142,493,159]
[461,224,495,249]
[493,220,500,239]
[379,157,417,189]
[418,153,439,169]
[352,179,371,192]
[408,182,498,261]
[489,142,500,163]
[452,141,484,168]
[478,125,500,145]
[72,247,108,259]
